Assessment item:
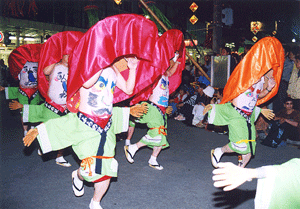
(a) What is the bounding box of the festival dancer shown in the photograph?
[124,29,186,170]
[23,14,159,209]
[206,37,285,168]
[9,31,84,167]
[0,44,44,136]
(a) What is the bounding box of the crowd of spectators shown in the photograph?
[170,44,300,144]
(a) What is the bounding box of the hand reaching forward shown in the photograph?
[166,106,173,115]
[23,128,39,147]
[212,162,256,191]
[261,108,274,120]
[130,103,148,118]
[203,104,212,115]
[9,100,23,110]
[0,86,4,91]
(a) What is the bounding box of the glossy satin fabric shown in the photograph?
[221,37,285,106]
[37,31,84,99]
[8,44,43,81]
[67,14,160,109]
[130,29,186,105]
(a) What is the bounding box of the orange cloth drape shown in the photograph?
[221,37,285,106]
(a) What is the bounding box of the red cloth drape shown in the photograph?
[129,29,186,105]
[37,31,84,99]
[66,14,160,112]
[221,37,285,106]
[8,44,42,81]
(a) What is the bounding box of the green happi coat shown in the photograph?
[36,107,130,182]
[132,102,169,149]
[5,87,43,105]
[22,103,67,123]
[208,103,261,155]
[255,158,300,209]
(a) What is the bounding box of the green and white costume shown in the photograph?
[131,75,170,149]
[5,87,43,105]
[132,101,169,149]
[36,107,129,182]
[208,103,261,155]
[255,158,300,209]
[22,102,68,123]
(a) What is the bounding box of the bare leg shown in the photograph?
[239,153,251,168]
[148,146,163,170]
[152,146,162,157]
[77,168,84,180]
[136,141,147,149]
[23,124,28,136]
[93,179,111,202]
[125,126,135,146]
[57,150,63,157]
[221,144,235,153]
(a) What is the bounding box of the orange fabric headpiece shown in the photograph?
[221,37,285,106]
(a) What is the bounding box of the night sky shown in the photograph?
[1,0,299,44]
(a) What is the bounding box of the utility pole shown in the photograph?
[213,0,222,54]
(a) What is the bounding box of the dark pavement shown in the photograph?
[1,92,299,209]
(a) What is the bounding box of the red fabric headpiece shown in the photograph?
[221,37,285,106]
[67,14,159,111]
[130,29,186,105]
[37,31,84,99]
[8,44,43,81]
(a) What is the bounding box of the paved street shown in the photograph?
[1,92,299,209]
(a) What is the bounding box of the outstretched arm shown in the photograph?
[0,86,4,91]
[212,162,259,191]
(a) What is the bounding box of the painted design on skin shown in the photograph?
[23,65,38,86]
[157,77,169,106]
[88,75,113,118]
[92,76,108,92]
[55,72,68,99]
[87,92,98,107]
[158,96,168,106]
[160,78,168,90]
[111,80,116,94]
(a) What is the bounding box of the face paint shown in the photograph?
[19,61,38,88]
[48,64,68,104]
[87,68,116,118]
